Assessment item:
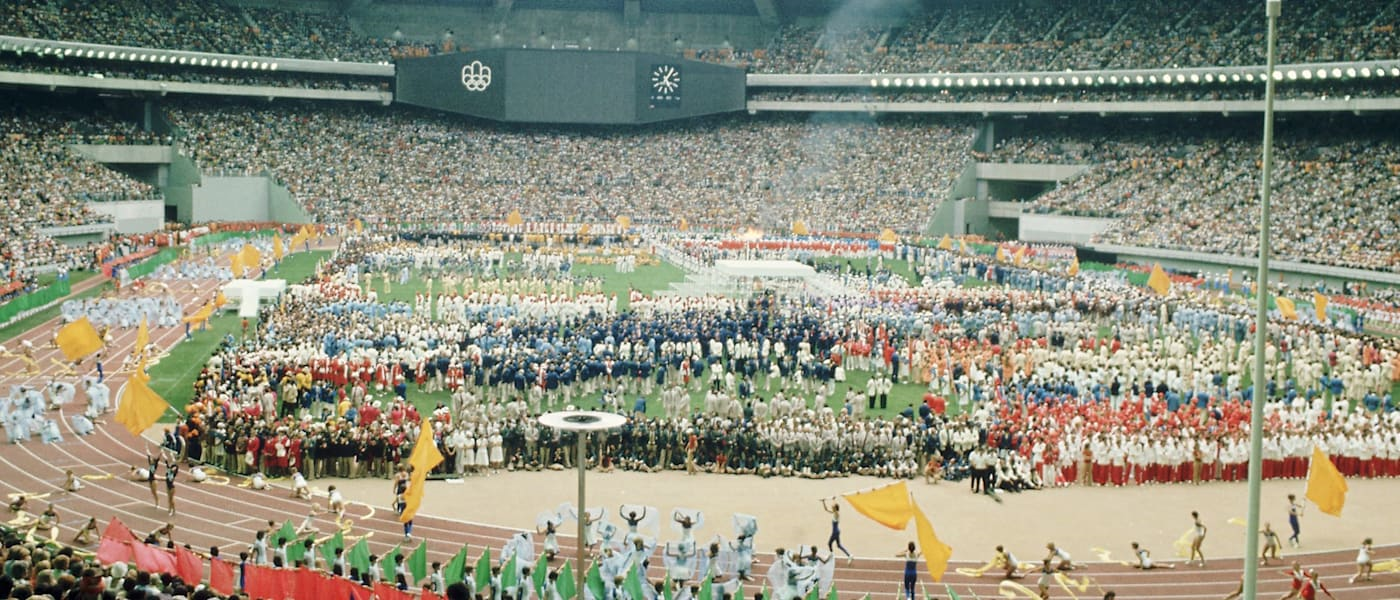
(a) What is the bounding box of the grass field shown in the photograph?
[148,250,331,409]
[813,256,920,287]
[0,271,101,344]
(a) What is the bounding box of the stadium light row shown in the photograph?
[866,66,1400,89]
[0,35,395,77]
[4,43,284,71]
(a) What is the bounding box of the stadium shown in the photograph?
[0,0,1398,598]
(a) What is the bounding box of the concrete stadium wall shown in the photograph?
[191,176,271,223]
[1018,212,1117,245]
[86,200,165,234]
[267,179,312,224]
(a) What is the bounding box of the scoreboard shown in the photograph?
[394,48,746,125]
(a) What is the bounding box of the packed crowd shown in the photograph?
[1,0,412,63]
[736,0,1399,74]
[166,101,975,234]
[988,119,1400,272]
[130,236,1400,504]
[0,97,163,280]
[6,0,1397,76]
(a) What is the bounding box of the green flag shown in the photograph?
[827,585,839,600]
[698,576,713,600]
[623,565,645,600]
[757,582,766,600]
[585,561,605,600]
[348,538,371,576]
[944,585,962,600]
[803,582,818,600]
[276,520,297,547]
[474,548,492,592]
[444,545,469,586]
[409,541,429,584]
[533,553,549,594]
[321,530,345,570]
[501,553,519,591]
[382,544,402,583]
[558,562,577,600]
[663,577,673,600]
[287,535,309,566]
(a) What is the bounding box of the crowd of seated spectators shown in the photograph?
[988,119,1400,272]
[166,100,976,234]
[730,0,1399,74]
[1,0,422,64]
[0,97,163,280]
[4,0,1398,74]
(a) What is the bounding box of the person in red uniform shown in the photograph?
[1299,570,1334,600]
[1278,561,1305,600]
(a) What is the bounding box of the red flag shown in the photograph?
[174,546,203,586]
[132,543,176,575]
[295,568,321,600]
[96,538,133,566]
[244,564,271,599]
[334,577,371,600]
[209,558,235,596]
[423,587,445,600]
[101,517,139,543]
[375,582,411,600]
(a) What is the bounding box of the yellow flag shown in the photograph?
[1305,446,1348,517]
[1013,247,1026,266]
[936,235,952,251]
[1277,297,1298,320]
[134,317,149,358]
[1147,263,1171,296]
[506,210,523,227]
[240,244,261,273]
[678,218,689,232]
[230,253,245,278]
[400,416,445,523]
[115,359,170,437]
[878,228,898,243]
[616,216,632,229]
[273,234,284,261]
[911,505,953,582]
[843,481,913,530]
[792,221,809,236]
[1067,257,1080,277]
[996,246,1009,263]
[56,317,103,362]
[215,291,227,309]
[182,303,214,325]
[353,218,364,233]
[958,239,968,255]
[1313,292,1328,321]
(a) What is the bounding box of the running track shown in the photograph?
[1,255,1397,599]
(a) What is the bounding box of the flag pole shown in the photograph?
[1244,0,1281,597]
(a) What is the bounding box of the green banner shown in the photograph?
[0,278,71,324]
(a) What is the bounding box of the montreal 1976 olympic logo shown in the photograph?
[461,61,492,92]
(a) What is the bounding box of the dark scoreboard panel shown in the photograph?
[394,49,746,125]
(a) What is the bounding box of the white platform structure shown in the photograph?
[221,279,287,317]
[649,239,851,297]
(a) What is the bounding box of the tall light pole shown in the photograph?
[538,411,626,600]
[1244,0,1281,598]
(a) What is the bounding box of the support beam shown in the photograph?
[753,0,781,27]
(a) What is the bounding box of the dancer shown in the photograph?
[1189,511,1207,567]
[73,516,99,545]
[897,541,920,600]
[146,453,162,509]
[820,498,853,565]
[1260,523,1281,565]
[1287,494,1303,548]
[1046,542,1076,571]
[1130,542,1173,570]
[1279,561,1306,600]
[1301,570,1335,600]
[994,545,1023,579]
[1036,559,1056,600]
[1350,538,1373,584]
[164,460,180,516]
